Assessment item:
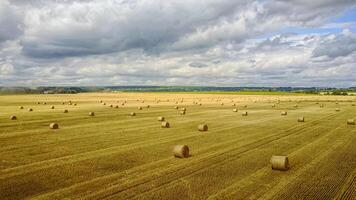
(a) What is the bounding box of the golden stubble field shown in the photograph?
[0,92,355,200]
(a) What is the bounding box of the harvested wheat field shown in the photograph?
[0,92,355,200]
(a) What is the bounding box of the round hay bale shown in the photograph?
[173,145,189,158]
[221,103,224,106]
[335,108,340,112]
[281,111,287,116]
[233,108,238,112]
[181,108,187,111]
[294,105,298,108]
[320,104,324,108]
[174,106,179,109]
[271,156,289,171]
[89,112,95,116]
[138,107,142,110]
[64,109,68,113]
[161,121,170,128]
[28,108,33,112]
[115,105,119,108]
[130,112,136,116]
[232,103,236,106]
[43,102,47,105]
[103,103,106,106]
[272,104,276,108]
[37,102,41,104]
[147,105,150,108]
[50,123,59,129]
[121,103,125,106]
[347,119,355,125]
[73,103,77,106]
[199,103,202,106]
[19,106,24,109]
[100,100,103,103]
[50,106,55,109]
[242,111,248,116]
[180,110,186,115]
[243,105,247,108]
[198,124,208,131]
[69,102,72,105]
[109,104,113,108]
[157,116,165,121]
[297,117,305,122]
[62,102,65,105]
[10,115,17,120]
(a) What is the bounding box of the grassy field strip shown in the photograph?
[0,131,200,178]
[88,124,328,200]
[333,169,356,200]
[0,119,162,152]
[0,104,285,161]
[206,125,350,199]
[80,113,340,199]
[126,116,350,200]
[0,106,268,157]
[0,108,179,139]
[0,103,228,132]
[133,109,353,200]
[0,105,343,159]
[0,93,354,199]
[30,114,306,199]
[0,119,240,170]
[29,111,336,198]
[0,105,286,171]
[1,112,276,178]
[269,133,356,200]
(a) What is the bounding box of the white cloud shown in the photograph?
[0,0,355,87]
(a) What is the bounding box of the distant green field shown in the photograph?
[0,93,355,200]
[121,90,311,95]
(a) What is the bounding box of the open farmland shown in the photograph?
[0,93,355,200]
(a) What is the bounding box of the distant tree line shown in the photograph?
[0,86,354,95]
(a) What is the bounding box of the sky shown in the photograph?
[0,0,355,87]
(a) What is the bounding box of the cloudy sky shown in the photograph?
[0,0,355,87]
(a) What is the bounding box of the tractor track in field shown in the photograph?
[336,172,356,200]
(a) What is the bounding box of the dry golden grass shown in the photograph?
[0,92,355,200]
